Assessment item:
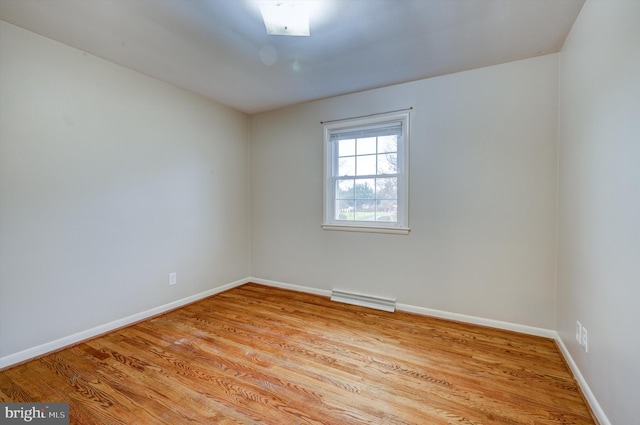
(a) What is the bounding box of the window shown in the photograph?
[322,111,410,234]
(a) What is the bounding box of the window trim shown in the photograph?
[322,111,410,235]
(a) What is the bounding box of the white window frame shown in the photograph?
[322,111,410,235]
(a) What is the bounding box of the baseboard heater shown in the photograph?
[330,289,396,313]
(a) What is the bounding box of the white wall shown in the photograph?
[557,1,640,424]
[250,54,559,329]
[0,21,251,360]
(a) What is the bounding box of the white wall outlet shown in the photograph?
[582,327,588,352]
[169,272,177,286]
[576,320,582,343]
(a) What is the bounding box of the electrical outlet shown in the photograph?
[582,327,588,352]
[576,321,582,343]
[169,272,177,286]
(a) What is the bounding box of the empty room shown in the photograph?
[0,0,637,424]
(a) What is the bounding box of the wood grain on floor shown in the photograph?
[0,283,596,424]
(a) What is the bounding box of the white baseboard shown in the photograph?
[0,277,249,370]
[249,277,332,297]
[251,277,556,337]
[554,335,610,425]
[396,303,557,339]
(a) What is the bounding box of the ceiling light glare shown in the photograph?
[260,1,310,36]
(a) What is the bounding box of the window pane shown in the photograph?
[355,200,375,221]
[356,155,376,176]
[338,139,355,157]
[336,179,354,199]
[335,200,354,221]
[378,135,397,153]
[377,153,397,175]
[376,177,397,199]
[354,179,375,199]
[357,137,377,155]
[376,200,397,222]
[324,111,408,230]
[338,157,355,176]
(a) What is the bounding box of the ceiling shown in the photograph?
[0,0,585,114]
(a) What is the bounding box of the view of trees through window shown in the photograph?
[334,135,398,222]
[324,112,408,232]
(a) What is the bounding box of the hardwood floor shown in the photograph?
[1,283,596,424]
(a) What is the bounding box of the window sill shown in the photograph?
[321,224,410,235]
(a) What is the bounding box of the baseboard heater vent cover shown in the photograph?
[330,290,396,312]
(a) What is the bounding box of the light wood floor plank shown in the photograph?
[0,283,596,424]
